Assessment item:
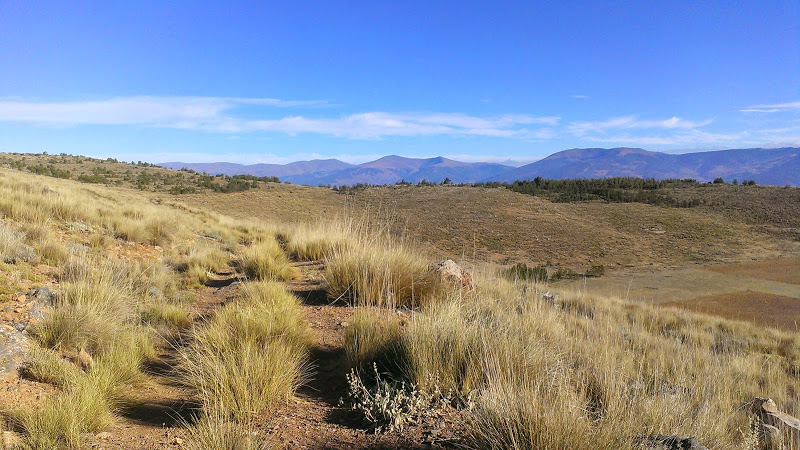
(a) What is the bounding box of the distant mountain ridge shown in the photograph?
[160,156,514,186]
[160,147,800,186]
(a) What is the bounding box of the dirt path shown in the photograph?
[4,265,461,448]
[268,261,457,449]
[96,271,242,449]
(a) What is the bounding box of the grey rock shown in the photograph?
[636,434,709,450]
[0,326,30,375]
[147,285,162,298]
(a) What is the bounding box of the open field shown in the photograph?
[707,257,800,285]
[662,291,800,332]
[2,160,800,448]
[179,184,800,270]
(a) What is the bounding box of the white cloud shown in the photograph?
[0,96,327,126]
[583,129,747,147]
[567,116,713,136]
[571,94,589,99]
[741,101,800,113]
[0,96,558,140]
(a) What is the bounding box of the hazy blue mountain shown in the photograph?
[160,155,514,185]
[159,159,354,178]
[160,147,800,186]
[491,147,800,185]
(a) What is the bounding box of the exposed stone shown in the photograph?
[430,260,475,292]
[0,325,30,375]
[95,431,113,440]
[752,397,800,447]
[2,431,23,448]
[147,285,163,298]
[636,434,709,450]
[29,287,55,304]
[76,347,94,371]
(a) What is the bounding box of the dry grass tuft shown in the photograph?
[240,237,299,281]
[185,413,272,450]
[324,234,437,308]
[179,281,309,421]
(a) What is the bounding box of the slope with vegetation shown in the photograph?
[0,157,799,448]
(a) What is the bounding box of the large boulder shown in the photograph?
[430,260,475,292]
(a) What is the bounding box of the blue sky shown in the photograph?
[0,1,798,165]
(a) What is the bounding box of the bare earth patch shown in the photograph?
[706,258,800,285]
[662,291,800,332]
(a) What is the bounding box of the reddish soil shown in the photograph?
[2,263,469,448]
[662,290,800,332]
[706,258,800,285]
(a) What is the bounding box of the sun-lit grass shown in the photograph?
[240,237,299,281]
[19,346,80,388]
[184,412,273,450]
[343,308,408,377]
[324,232,438,308]
[283,221,351,261]
[179,281,309,422]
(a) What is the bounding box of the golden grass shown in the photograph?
[343,308,408,377]
[185,413,272,450]
[179,281,309,421]
[324,233,437,308]
[240,237,299,281]
[19,346,80,388]
[16,376,116,449]
[282,221,350,261]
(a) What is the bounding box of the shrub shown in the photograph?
[0,224,38,264]
[345,364,448,433]
[502,263,548,282]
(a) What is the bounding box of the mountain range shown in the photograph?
[160,147,800,186]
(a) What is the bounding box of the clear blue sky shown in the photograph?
[1,1,798,164]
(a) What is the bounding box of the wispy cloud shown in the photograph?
[567,116,713,136]
[741,101,800,113]
[0,96,558,139]
[0,96,327,126]
[583,129,745,147]
[571,94,589,99]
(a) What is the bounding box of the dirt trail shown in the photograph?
[97,271,242,449]
[3,265,459,448]
[270,260,443,449]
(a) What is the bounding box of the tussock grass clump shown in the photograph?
[324,236,437,308]
[171,239,231,286]
[34,261,141,356]
[0,223,38,264]
[283,221,350,261]
[240,237,299,281]
[346,266,800,447]
[16,375,117,449]
[19,346,80,388]
[185,413,272,450]
[141,302,192,331]
[343,308,408,377]
[179,281,309,421]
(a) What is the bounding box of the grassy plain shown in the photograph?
[2,156,800,448]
